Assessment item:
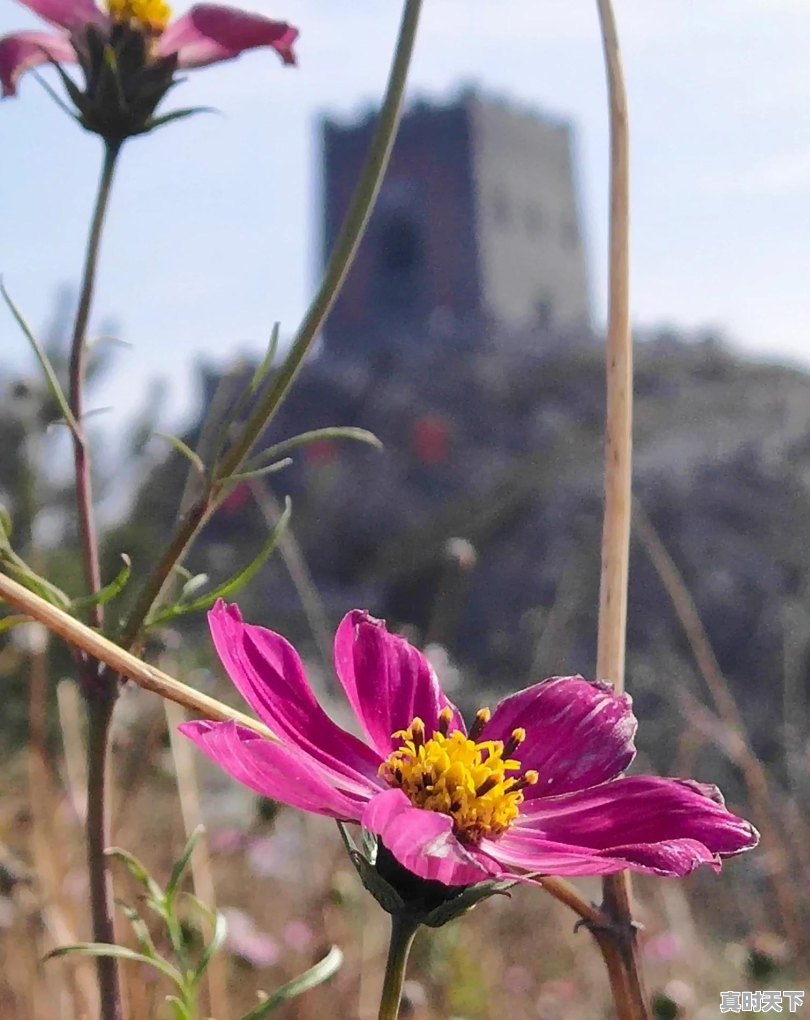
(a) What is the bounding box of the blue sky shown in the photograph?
[1,0,809,431]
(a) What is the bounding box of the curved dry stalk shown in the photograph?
[592,1,649,1017]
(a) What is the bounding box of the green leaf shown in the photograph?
[0,614,31,634]
[0,503,12,544]
[165,825,205,902]
[245,427,382,473]
[154,432,206,478]
[105,846,164,903]
[248,323,280,395]
[148,499,291,626]
[240,946,343,1018]
[117,900,158,958]
[220,458,293,485]
[71,554,131,612]
[45,943,183,988]
[0,559,72,611]
[191,910,227,985]
[0,280,80,437]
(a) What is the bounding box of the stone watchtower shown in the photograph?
[321,90,591,358]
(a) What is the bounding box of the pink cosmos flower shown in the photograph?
[1,0,297,101]
[180,602,758,889]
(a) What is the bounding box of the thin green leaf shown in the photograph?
[117,900,158,958]
[71,554,131,612]
[154,432,206,478]
[149,499,291,626]
[0,280,80,437]
[240,946,343,1018]
[165,996,191,1020]
[220,458,293,485]
[179,892,217,929]
[0,559,72,610]
[45,943,183,988]
[0,503,12,544]
[245,427,382,473]
[105,846,164,903]
[191,910,227,986]
[165,825,205,902]
[248,323,280,394]
[0,614,31,634]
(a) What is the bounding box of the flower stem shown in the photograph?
[377,916,419,1020]
[69,138,124,1020]
[70,139,121,636]
[117,0,424,651]
[592,1,649,1017]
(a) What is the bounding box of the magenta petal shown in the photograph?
[13,0,103,31]
[180,720,368,820]
[362,790,501,887]
[159,4,298,69]
[502,775,759,876]
[208,601,383,792]
[481,676,637,798]
[0,29,77,97]
[334,611,465,756]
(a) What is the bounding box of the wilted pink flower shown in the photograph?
[1,0,297,98]
[181,603,758,889]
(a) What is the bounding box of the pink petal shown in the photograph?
[159,3,297,69]
[12,0,103,30]
[334,611,465,757]
[362,789,501,887]
[488,775,759,877]
[0,29,77,97]
[180,720,368,820]
[481,676,637,798]
[481,831,719,878]
[208,601,383,791]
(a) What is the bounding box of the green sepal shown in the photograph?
[140,105,218,134]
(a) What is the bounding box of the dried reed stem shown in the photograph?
[592,2,650,1017]
[0,572,272,737]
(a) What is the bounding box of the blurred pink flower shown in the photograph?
[221,907,280,969]
[283,919,314,952]
[181,602,759,889]
[1,0,297,98]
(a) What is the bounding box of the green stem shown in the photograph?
[117,0,424,650]
[377,916,419,1020]
[70,139,124,1020]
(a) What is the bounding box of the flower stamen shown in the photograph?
[380,713,536,844]
[105,0,172,33]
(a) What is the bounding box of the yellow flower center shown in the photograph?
[380,707,538,844]
[105,0,171,33]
